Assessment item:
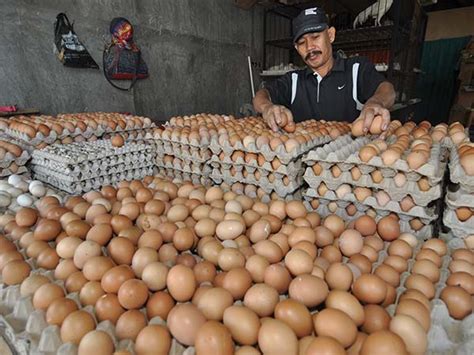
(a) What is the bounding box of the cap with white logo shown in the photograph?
[292,7,328,43]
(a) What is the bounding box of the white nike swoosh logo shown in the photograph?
[338,84,346,90]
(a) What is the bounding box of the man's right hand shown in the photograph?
[262,104,294,132]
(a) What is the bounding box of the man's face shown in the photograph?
[294,27,335,71]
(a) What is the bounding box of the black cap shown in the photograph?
[292,7,328,43]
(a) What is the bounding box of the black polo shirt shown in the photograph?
[265,55,386,122]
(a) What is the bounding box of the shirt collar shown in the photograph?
[305,54,345,77]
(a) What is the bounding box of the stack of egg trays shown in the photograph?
[207,131,333,197]
[153,128,212,182]
[303,135,448,234]
[30,140,156,193]
[0,264,189,355]
[1,115,155,147]
[443,148,474,237]
[0,135,31,177]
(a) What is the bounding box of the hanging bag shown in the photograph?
[103,17,149,91]
[54,13,98,68]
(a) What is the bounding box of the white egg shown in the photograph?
[30,185,46,198]
[8,174,22,186]
[17,194,34,207]
[14,181,29,192]
[0,192,11,208]
[7,187,22,198]
[0,182,12,192]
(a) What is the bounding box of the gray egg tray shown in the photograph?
[156,167,212,186]
[443,207,474,238]
[304,187,437,221]
[0,166,29,178]
[304,135,448,183]
[208,133,332,165]
[33,166,155,194]
[210,166,305,196]
[208,154,304,177]
[445,186,474,209]
[155,157,212,176]
[0,143,30,169]
[303,168,442,207]
[448,148,474,193]
[31,140,154,165]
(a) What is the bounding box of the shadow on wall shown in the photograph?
[0,0,263,122]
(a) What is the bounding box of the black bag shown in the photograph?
[54,13,98,68]
[103,17,149,91]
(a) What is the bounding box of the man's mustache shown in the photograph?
[305,50,322,61]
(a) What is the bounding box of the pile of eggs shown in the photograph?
[0,113,154,149]
[0,175,472,354]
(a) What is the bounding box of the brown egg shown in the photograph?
[412,259,440,283]
[320,245,343,263]
[451,248,473,263]
[352,274,387,304]
[116,310,147,341]
[274,299,313,338]
[326,290,365,326]
[2,260,31,285]
[354,216,377,236]
[33,282,65,310]
[364,235,385,252]
[288,274,329,308]
[349,254,372,274]
[195,320,234,354]
[285,201,307,219]
[167,303,206,346]
[313,308,357,348]
[65,219,91,239]
[325,263,353,291]
[33,219,61,241]
[404,274,435,299]
[95,294,125,324]
[374,264,400,287]
[54,259,79,280]
[440,286,472,320]
[323,215,345,238]
[377,216,400,241]
[222,267,253,299]
[416,248,442,267]
[223,305,260,346]
[118,279,149,309]
[244,283,280,317]
[399,289,431,311]
[101,265,135,293]
[396,299,431,332]
[360,330,407,355]
[20,274,49,297]
[387,239,413,259]
[135,325,171,355]
[258,318,298,355]
[37,248,60,270]
[362,304,391,334]
[108,237,136,265]
[167,264,196,302]
[46,297,78,326]
[306,336,346,355]
[61,310,96,345]
[390,314,427,355]
[15,207,38,227]
[339,229,364,257]
[78,330,115,355]
[146,291,175,320]
[73,240,102,269]
[446,272,474,294]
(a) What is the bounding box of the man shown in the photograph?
[253,7,396,134]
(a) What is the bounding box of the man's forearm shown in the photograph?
[366,81,396,110]
[253,89,274,114]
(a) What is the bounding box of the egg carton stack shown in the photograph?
[443,143,474,239]
[29,140,156,194]
[0,113,155,149]
[207,119,350,199]
[151,127,213,186]
[303,134,448,239]
[0,135,32,177]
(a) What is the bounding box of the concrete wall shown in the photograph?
[0,0,263,122]
[425,6,474,41]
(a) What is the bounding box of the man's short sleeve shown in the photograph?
[356,57,388,103]
[264,72,293,108]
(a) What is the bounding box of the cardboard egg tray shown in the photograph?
[304,187,437,221]
[208,154,304,177]
[155,141,212,163]
[303,198,434,239]
[155,157,211,176]
[32,167,155,194]
[0,166,28,178]
[155,167,212,186]
[153,128,211,149]
[445,185,474,209]
[442,207,474,238]
[210,166,305,196]
[208,133,332,165]
[447,148,474,193]
[304,169,442,207]
[304,135,448,184]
